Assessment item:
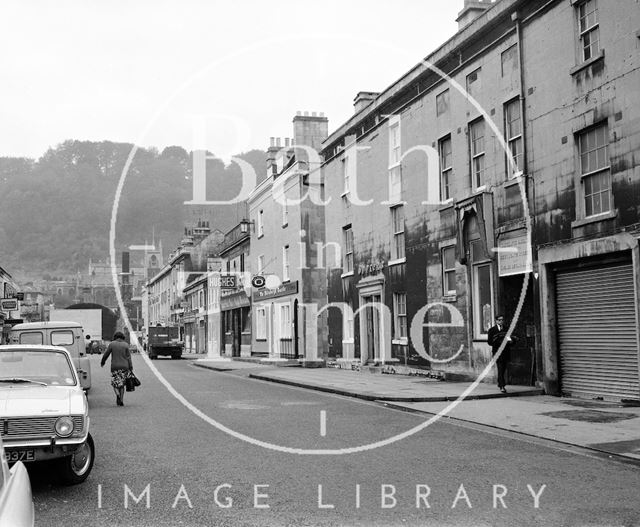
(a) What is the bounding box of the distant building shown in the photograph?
[249,112,329,362]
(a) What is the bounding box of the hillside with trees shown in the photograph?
[0,141,266,280]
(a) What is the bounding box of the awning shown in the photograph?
[221,291,250,311]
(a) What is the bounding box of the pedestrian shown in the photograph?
[487,314,516,394]
[100,331,133,406]
[85,335,92,354]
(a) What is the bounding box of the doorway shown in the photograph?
[363,295,381,363]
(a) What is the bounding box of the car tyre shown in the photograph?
[58,433,95,485]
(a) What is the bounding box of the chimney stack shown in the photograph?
[353,91,379,113]
[292,110,329,153]
[456,0,494,30]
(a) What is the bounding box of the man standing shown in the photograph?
[487,315,514,393]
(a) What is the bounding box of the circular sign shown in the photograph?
[251,275,266,288]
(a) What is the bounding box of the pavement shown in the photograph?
[191,357,640,464]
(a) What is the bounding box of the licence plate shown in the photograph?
[7,450,35,462]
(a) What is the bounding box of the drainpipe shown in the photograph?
[513,10,541,387]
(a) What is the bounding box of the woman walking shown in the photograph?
[100,331,133,406]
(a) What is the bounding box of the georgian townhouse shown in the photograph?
[249,112,329,362]
[321,0,640,401]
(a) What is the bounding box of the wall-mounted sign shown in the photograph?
[1,299,18,311]
[497,234,533,277]
[251,275,266,288]
[252,281,298,302]
[220,275,237,289]
[357,261,385,277]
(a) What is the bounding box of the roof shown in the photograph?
[10,321,83,330]
[0,344,72,353]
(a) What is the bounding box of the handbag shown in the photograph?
[130,372,141,387]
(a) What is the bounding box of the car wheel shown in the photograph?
[59,433,95,485]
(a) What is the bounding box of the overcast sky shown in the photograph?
[0,0,461,160]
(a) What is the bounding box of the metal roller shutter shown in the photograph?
[556,261,639,400]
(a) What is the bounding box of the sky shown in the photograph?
[0,0,461,160]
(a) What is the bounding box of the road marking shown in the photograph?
[320,410,327,437]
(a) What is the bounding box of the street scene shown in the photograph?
[1,0,640,525]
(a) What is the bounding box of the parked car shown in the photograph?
[10,321,92,392]
[0,345,95,485]
[0,434,34,527]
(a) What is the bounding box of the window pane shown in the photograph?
[51,331,74,346]
[475,264,493,334]
[444,246,455,269]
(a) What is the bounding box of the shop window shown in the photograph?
[470,239,493,338]
[280,304,292,339]
[343,302,354,342]
[256,307,267,340]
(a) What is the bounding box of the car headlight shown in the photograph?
[55,416,74,437]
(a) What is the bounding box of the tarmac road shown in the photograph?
[27,353,640,527]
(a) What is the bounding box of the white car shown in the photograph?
[0,345,94,485]
[0,434,34,527]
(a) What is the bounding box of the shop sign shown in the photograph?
[357,261,385,277]
[497,235,533,276]
[252,281,298,301]
[0,299,18,311]
[220,275,237,289]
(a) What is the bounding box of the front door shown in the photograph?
[232,310,241,357]
[364,295,380,363]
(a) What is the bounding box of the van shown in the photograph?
[9,321,92,391]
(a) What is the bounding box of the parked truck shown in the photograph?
[147,326,183,360]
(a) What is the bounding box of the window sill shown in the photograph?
[569,50,605,76]
[392,338,409,346]
[341,271,354,278]
[342,339,354,345]
[504,173,525,188]
[388,257,406,267]
[571,209,617,229]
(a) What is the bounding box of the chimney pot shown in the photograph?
[304,111,309,116]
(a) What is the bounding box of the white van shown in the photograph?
[9,321,92,391]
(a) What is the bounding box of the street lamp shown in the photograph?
[239,218,255,234]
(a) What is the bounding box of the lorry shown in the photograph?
[50,308,102,342]
[147,326,183,360]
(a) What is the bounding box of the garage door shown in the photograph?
[556,261,639,400]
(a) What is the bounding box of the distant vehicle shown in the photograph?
[147,326,183,360]
[10,321,92,392]
[0,345,95,485]
[50,308,102,342]
[0,434,34,527]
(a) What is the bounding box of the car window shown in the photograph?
[19,331,44,344]
[0,350,76,385]
[51,330,74,346]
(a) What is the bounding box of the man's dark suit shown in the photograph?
[487,323,512,390]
